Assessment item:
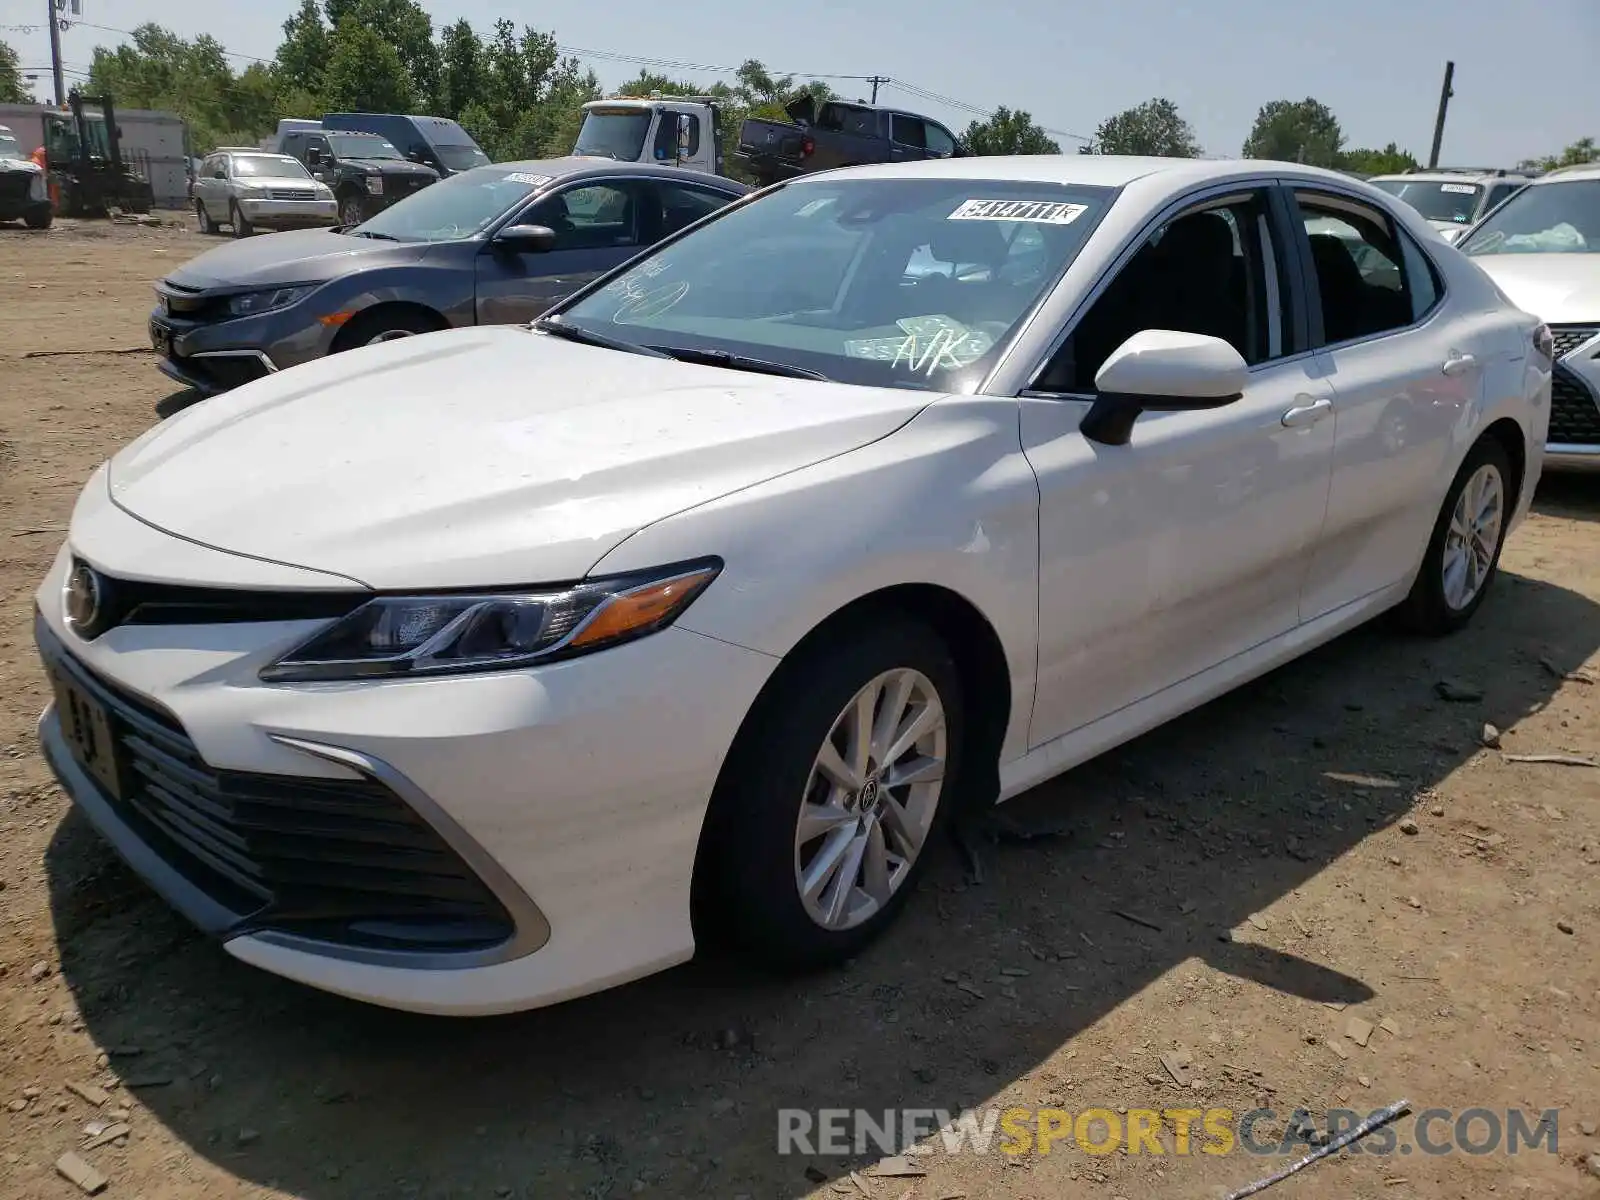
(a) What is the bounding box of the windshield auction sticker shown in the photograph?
[503,172,552,187]
[948,198,1087,224]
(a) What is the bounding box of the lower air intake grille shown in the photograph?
[1549,366,1600,446]
[46,636,513,955]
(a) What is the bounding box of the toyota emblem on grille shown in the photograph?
[64,561,102,634]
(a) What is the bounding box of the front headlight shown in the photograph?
[234,185,266,200]
[226,285,316,317]
[260,559,722,683]
[316,183,334,199]
[365,174,383,195]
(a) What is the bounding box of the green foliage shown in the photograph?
[959,107,1060,156]
[1340,142,1418,177]
[323,18,415,114]
[1242,97,1344,167]
[1086,98,1200,157]
[0,38,29,104]
[1519,137,1597,172]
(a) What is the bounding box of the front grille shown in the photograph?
[46,633,514,954]
[1551,324,1600,360]
[156,280,225,321]
[0,172,32,202]
[268,188,316,201]
[67,557,367,639]
[1549,366,1600,446]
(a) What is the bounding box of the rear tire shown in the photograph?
[229,201,254,238]
[1398,436,1513,635]
[697,619,964,971]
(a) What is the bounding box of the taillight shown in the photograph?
[801,136,815,157]
[1534,323,1554,362]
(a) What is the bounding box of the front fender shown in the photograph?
[588,395,1042,762]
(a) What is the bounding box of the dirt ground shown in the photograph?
[0,216,1597,1200]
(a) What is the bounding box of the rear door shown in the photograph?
[474,178,650,325]
[1290,187,1479,621]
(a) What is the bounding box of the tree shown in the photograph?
[437,19,486,121]
[275,0,328,100]
[1085,98,1199,157]
[1518,137,1597,172]
[1242,98,1344,167]
[0,39,29,103]
[322,19,415,114]
[960,107,1060,156]
[1340,142,1418,176]
[324,0,438,111]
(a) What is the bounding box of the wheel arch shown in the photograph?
[1479,415,1527,505]
[687,580,1010,943]
[329,301,450,352]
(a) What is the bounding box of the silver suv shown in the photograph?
[192,148,337,237]
[1367,168,1535,244]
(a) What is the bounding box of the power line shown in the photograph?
[21,19,1084,140]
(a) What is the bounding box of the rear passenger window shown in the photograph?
[891,115,927,148]
[1296,194,1415,345]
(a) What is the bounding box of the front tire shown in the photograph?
[194,199,215,235]
[338,193,365,226]
[1399,436,1513,634]
[332,307,444,351]
[23,207,51,230]
[700,619,964,970]
[229,201,253,238]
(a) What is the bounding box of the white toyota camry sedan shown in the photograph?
[36,156,1551,1015]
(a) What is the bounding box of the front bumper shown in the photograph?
[149,301,331,394]
[237,197,338,228]
[33,534,777,1014]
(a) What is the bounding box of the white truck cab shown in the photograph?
[573,97,725,175]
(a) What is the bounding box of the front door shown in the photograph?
[474,179,650,325]
[1021,188,1337,748]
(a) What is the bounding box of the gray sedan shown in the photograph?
[149,158,748,395]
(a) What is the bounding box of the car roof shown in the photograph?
[1530,162,1600,184]
[818,155,1378,190]
[1368,171,1532,184]
[487,157,749,189]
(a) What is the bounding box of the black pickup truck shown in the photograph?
[736,96,961,185]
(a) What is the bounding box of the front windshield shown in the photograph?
[351,167,547,242]
[329,134,404,161]
[1369,179,1481,224]
[436,143,490,171]
[1460,180,1600,255]
[233,154,311,179]
[557,177,1114,392]
[574,110,651,161]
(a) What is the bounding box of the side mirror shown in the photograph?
[493,223,557,254]
[407,149,426,163]
[1081,330,1247,447]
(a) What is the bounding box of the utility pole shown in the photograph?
[867,76,889,104]
[45,0,65,105]
[1427,60,1454,169]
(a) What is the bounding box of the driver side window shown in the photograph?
[525,182,642,251]
[1031,191,1288,395]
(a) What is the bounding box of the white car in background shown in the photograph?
[1457,162,1600,469]
[1368,169,1534,244]
[35,156,1550,1015]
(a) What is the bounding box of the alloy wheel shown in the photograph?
[1441,462,1504,611]
[793,667,947,931]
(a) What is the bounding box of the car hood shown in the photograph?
[1468,254,1600,324]
[161,228,429,289]
[105,327,933,589]
[347,158,438,179]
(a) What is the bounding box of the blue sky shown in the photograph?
[2,0,1596,165]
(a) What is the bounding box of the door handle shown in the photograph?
[1441,351,1477,377]
[1281,396,1333,428]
